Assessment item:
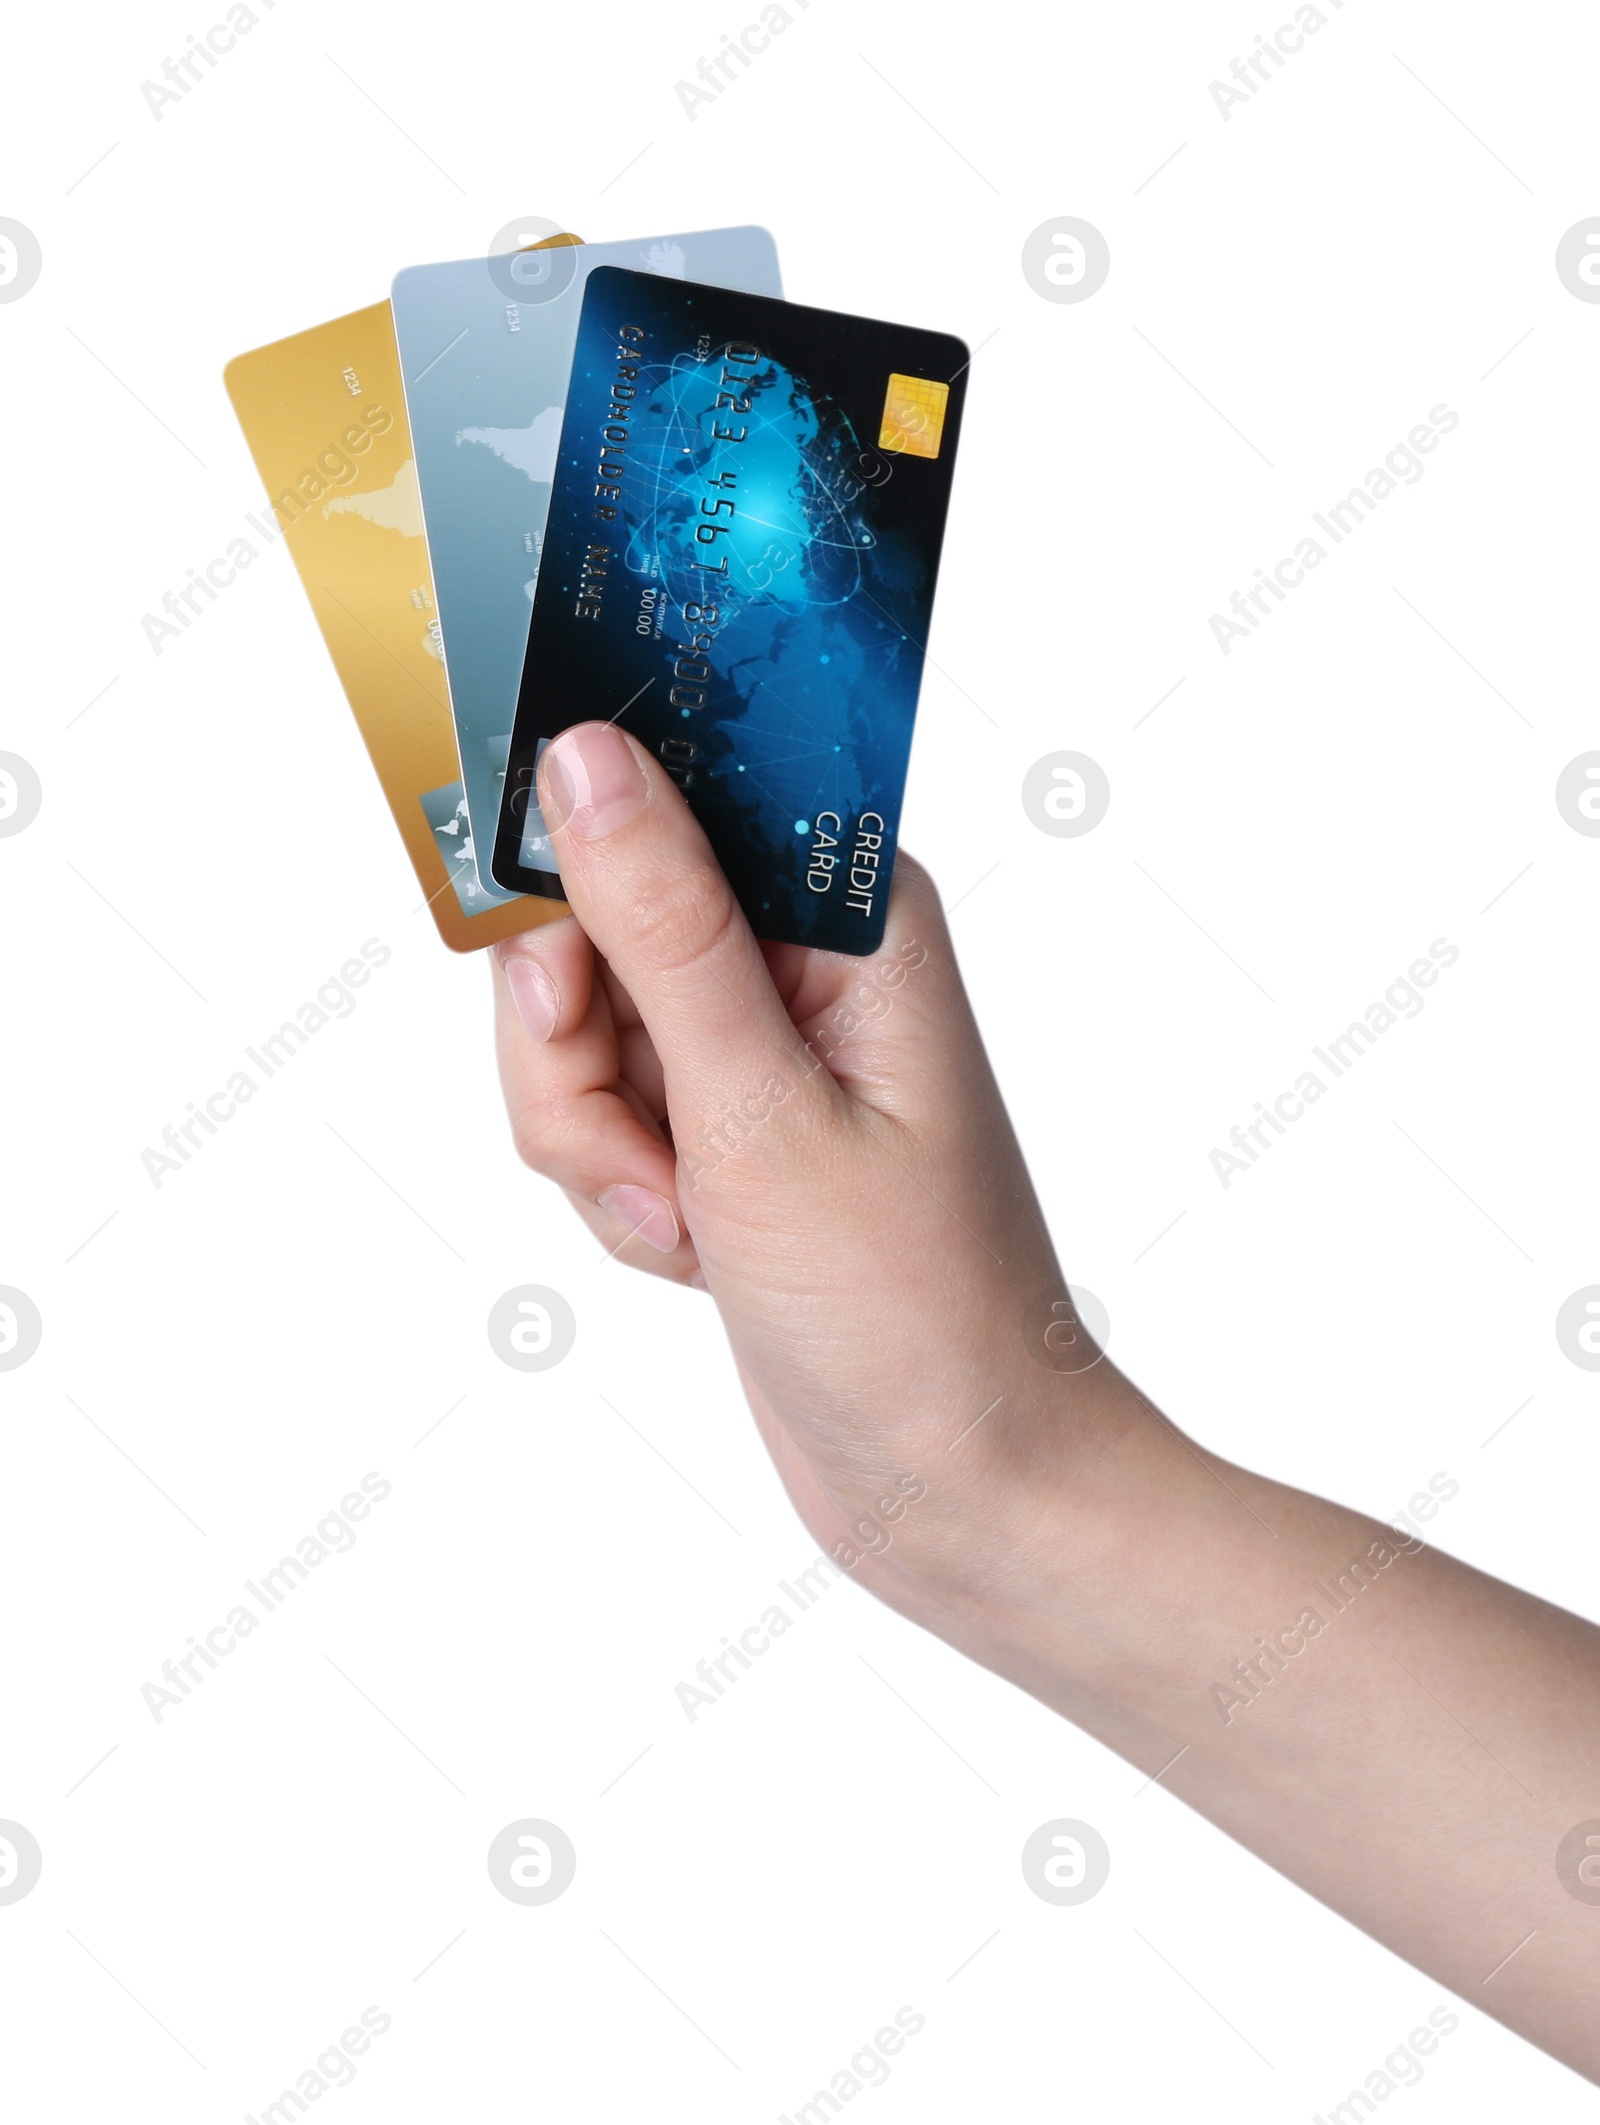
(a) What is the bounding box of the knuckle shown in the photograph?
[888,847,941,915]
[507,1096,588,1179]
[507,1102,552,1175]
[615,864,742,981]
[885,850,952,960]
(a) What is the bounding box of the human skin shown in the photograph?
[491,720,1600,2082]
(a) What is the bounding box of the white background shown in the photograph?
[2,0,1597,2116]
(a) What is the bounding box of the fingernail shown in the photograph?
[597,1184,680,1254]
[542,724,649,840]
[688,1270,708,1291]
[500,952,559,1043]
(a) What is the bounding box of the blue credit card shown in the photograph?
[490,268,968,954]
[389,229,782,894]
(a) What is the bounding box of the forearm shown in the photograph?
[921,1369,1600,2079]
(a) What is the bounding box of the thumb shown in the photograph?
[536,722,833,1116]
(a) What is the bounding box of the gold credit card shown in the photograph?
[224,300,571,952]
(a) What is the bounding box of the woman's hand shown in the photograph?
[491,722,1600,2083]
[490,720,1096,1636]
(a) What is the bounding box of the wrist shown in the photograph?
[842,1359,1166,1690]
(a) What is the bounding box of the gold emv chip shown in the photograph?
[879,372,948,459]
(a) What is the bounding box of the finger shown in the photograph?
[616,1024,667,1120]
[496,914,593,1042]
[562,1186,704,1288]
[735,852,983,1127]
[498,918,666,1117]
[491,925,687,1258]
[536,724,840,1122]
[794,853,968,1092]
[597,958,646,1033]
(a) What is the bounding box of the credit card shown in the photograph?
[490,269,968,954]
[223,304,570,952]
[389,228,782,891]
